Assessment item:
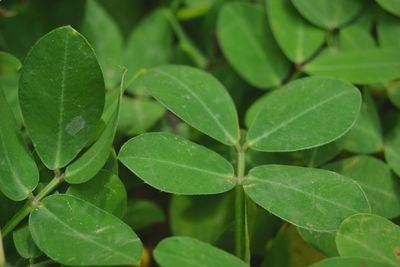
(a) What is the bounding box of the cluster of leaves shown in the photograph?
[1,0,400,267]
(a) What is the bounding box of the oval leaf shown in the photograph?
[217,2,290,88]
[154,236,248,267]
[118,132,236,195]
[336,213,400,267]
[13,225,42,259]
[29,194,143,266]
[376,0,400,17]
[243,165,371,231]
[139,65,239,145]
[304,48,400,84]
[310,257,393,267]
[19,26,105,169]
[0,88,38,201]
[246,76,361,152]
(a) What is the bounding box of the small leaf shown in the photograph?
[298,228,338,257]
[267,0,325,63]
[139,65,239,145]
[384,120,400,177]
[0,88,38,201]
[310,257,393,267]
[304,48,400,84]
[324,156,400,219]
[246,77,361,152]
[29,194,143,266]
[67,170,127,218]
[243,165,371,231]
[124,199,165,230]
[377,14,400,48]
[338,25,376,50]
[19,26,105,169]
[217,2,290,88]
[291,0,364,29]
[336,213,400,267]
[119,132,236,195]
[13,225,42,259]
[376,0,400,17]
[154,236,248,267]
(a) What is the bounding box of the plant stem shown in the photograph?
[163,9,208,69]
[2,174,64,238]
[235,145,251,264]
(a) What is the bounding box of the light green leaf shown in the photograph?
[384,120,400,176]
[139,65,239,145]
[246,77,361,152]
[376,0,400,16]
[119,132,236,195]
[310,257,393,267]
[154,236,248,267]
[118,97,165,136]
[217,2,290,88]
[378,14,400,48]
[64,86,121,184]
[124,199,165,230]
[13,225,42,259]
[0,88,38,201]
[338,91,382,153]
[29,194,143,266]
[124,10,173,90]
[336,213,400,267]
[324,156,400,219]
[304,48,400,84]
[291,0,364,29]
[267,0,325,63]
[298,228,338,256]
[19,26,105,169]
[338,26,376,50]
[81,0,123,89]
[66,170,127,218]
[243,165,371,231]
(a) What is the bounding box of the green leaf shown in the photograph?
[291,0,364,29]
[139,65,240,145]
[267,0,325,63]
[119,132,236,195]
[118,97,165,136]
[243,165,371,231]
[378,14,400,48]
[81,0,123,89]
[388,82,400,108]
[19,26,105,170]
[338,91,382,153]
[29,194,143,266]
[304,48,400,84]
[324,156,400,219]
[217,2,290,88]
[384,120,400,176]
[124,10,173,90]
[124,199,165,230]
[13,225,42,259]
[298,228,338,256]
[338,26,376,50]
[154,236,248,267]
[336,213,400,267]
[302,142,342,168]
[246,77,361,152]
[0,88,38,201]
[310,257,393,267]
[376,0,400,17]
[64,85,121,184]
[66,170,127,218]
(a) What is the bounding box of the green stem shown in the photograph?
[2,174,64,238]
[163,9,208,69]
[235,146,251,264]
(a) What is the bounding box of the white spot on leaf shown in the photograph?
[65,116,85,136]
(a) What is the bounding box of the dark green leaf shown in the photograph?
[377,14,400,48]
[13,226,42,259]
[376,0,400,17]
[384,120,400,176]
[298,228,338,256]
[124,199,165,230]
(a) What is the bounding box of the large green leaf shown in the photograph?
[13,225,42,259]
[119,133,236,195]
[384,119,400,176]
[376,0,400,16]
[267,0,325,63]
[310,257,393,267]
[29,194,143,266]
[291,0,364,29]
[154,236,248,267]
[217,2,290,88]
[0,88,38,201]
[336,213,400,267]
[246,77,361,152]
[139,65,240,145]
[19,26,105,169]
[66,170,127,218]
[304,48,400,84]
[81,0,123,88]
[243,165,371,231]
[324,156,400,219]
